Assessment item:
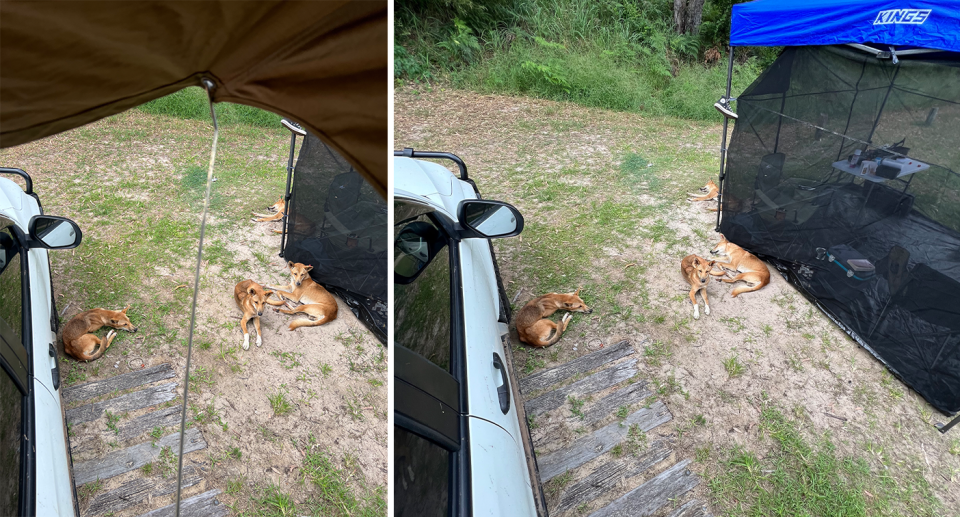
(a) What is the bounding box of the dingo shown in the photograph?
[252,195,285,223]
[270,262,338,330]
[516,288,592,347]
[63,306,138,361]
[709,234,770,297]
[235,279,283,350]
[688,179,719,202]
[682,255,716,320]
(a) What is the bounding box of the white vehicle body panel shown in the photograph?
[0,176,76,515]
[467,417,536,516]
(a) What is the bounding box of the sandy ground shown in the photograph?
[395,86,960,514]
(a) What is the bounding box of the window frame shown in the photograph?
[393,198,471,517]
[0,216,35,517]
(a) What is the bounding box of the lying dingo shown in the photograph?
[709,234,770,297]
[252,195,285,223]
[63,306,138,361]
[234,280,283,350]
[270,262,338,330]
[688,179,719,202]
[682,255,716,320]
[516,288,592,347]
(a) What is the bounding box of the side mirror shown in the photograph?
[28,216,82,249]
[457,200,524,239]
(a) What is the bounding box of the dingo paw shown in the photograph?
[242,334,250,351]
[256,335,263,347]
[704,305,710,315]
[693,306,700,319]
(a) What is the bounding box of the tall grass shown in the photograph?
[137,87,282,127]
[396,0,776,121]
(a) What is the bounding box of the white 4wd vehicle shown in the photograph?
[1,168,83,516]
[393,150,546,516]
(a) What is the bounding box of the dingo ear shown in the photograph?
[288,261,295,269]
[248,286,258,295]
[304,265,313,272]
[263,290,274,298]
[574,287,582,296]
[122,305,130,314]
[693,257,701,267]
[707,260,716,267]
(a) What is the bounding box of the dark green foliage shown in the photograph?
[396,0,774,120]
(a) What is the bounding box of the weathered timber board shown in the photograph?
[587,460,699,517]
[666,499,711,517]
[524,359,638,417]
[73,406,184,453]
[67,382,177,425]
[538,400,671,481]
[87,466,200,515]
[520,340,635,395]
[64,364,175,403]
[576,381,652,426]
[73,428,206,486]
[555,439,671,513]
[137,489,228,517]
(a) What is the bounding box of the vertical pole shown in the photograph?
[278,131,297,257]
[716,46,735,231]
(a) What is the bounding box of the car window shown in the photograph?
[394,201,452,372]
[394,426,450,517]
[0,225,22,350]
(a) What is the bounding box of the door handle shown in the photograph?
[492,352,510,414]
[49,343,60,390]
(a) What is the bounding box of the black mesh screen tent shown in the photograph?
[282,132,387,344]
[718,2,960,425]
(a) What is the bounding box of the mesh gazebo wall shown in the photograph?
[719,45,960,414]
[282,133,387,343]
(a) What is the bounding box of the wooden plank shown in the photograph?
[74,407,183,452]
[67,382,177,425]
[73,428,206,486]
[87,466,200,515]
[555,439,671,513]
[587,460,700,517]
[538,401,672,482]
[137,489,229,517]
[666,499,710,517]
[64,364,175,403]
[524,359,639,418]
[520,340,635,394]
[576,381,652,426]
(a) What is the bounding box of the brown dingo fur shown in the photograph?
[252,195,285,223]
[270,262,338,330]
[709,234,771,297]
[688,179,719,202]
[234,280,283,350]
[62,306,137,361]
[682,255,716,320]
[516,288,592,347]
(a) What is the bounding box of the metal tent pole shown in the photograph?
[279,119,306,257]
[716,46,735,231]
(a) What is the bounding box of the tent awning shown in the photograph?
[731,0,960,53]
[0,1,387,198]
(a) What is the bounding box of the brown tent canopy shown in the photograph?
[0,0,387,197]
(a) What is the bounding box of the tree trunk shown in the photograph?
[674,0,706,35]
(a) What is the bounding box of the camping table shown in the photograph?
[831,158,930,222]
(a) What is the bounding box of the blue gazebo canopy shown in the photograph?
[731,0,960,52]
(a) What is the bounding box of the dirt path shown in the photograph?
[395,86,960,515]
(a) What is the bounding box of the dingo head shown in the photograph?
[109,306,138,333]
[268,196,285,213]
[710,234,732,257]
[244,282,273,317]
[561,288,593,314]
[700,179,717,192]
[685,256,716,286]
[287,261,314,287]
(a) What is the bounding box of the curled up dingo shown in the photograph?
[516,288,592,347]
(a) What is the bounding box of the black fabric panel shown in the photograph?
[721,46,960,414]
[283,133,387,343]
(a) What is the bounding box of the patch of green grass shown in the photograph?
[568,395,586,420]
[296,443,386,516]
[642,340,673,367]
[611,443,624,458]
[708,404,943,516]
[78,478,104,502]
[720,316,746,333]
[269,385,293,416]
[723,355,745,378]
[949,438,960,456]
[225,477,244,495]
[523,353,546,374]
[138,87,281,127]
[105,410,121,435]
[270,350,304,370]
[157,446,177,479]
[625,423,648,456]
[695,444,711,463]
[616,405,629,420]
[547,471,573,498]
